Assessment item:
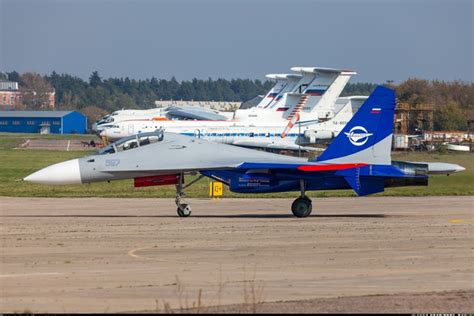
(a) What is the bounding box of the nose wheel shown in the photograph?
[175,179,192,217]
[174,173,205,217]
[177,203,192,217]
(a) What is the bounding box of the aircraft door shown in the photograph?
[128,124,134,135]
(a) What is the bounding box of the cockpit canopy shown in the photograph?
[95,114,111,125]
[96,130,164,155]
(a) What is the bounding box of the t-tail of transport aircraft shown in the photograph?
[232,67,356,123]
[24,86,464,218]
[289,67,356,117]
[256,73,302,109]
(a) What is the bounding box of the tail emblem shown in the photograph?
[344,126,373,146]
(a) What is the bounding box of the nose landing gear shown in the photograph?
[174,173,205,217]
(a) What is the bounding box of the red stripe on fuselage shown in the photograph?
[297,163,368,172]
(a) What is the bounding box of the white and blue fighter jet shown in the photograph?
[24,86,464,217]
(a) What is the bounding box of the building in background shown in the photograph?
[0,72,55,110]
[0,78,22,109]
[394,102,434,134]
[0,111,87,134]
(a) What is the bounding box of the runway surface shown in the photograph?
[1,196,473,313]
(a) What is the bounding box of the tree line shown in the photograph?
[5,71,472,131]
[394,79,473,131]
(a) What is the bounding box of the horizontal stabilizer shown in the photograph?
[265,74,302,80]
[344,174,385,196]
[343,96,369,100]
[291,67,357,75]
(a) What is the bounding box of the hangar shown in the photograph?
[0,111,87,134]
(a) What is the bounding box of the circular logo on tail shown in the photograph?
[344,126,373,146]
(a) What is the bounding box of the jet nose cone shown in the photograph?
[24,159,82,185]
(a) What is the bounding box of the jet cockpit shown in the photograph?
[96,130,164,155]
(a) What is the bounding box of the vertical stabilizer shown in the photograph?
[315,86,395,165]
[257,74,302,109]
[288,67,356,119]
[308,72,353,113]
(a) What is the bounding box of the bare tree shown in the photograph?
[80,106,108,129]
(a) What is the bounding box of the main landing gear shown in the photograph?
[291,179,312,218]
[175,173,205,217]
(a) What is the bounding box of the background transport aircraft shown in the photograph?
[99,97,360,151]
[93,67,360,136]
[98,68,366,151]
[24,86,464,218]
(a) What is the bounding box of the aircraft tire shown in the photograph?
[177,204,192,217]
[291,197,312,218]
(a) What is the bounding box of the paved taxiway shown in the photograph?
[1,196,473,313]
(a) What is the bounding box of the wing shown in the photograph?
[165,106,229,121]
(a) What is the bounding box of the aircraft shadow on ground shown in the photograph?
[154,214,387,218]
[2,214,386,219]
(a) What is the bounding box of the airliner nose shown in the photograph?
[455,165,466,173]
[24,159,82,184]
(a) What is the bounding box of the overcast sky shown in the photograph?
[1,0,472,83]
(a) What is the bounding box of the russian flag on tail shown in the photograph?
[370,107,381,114]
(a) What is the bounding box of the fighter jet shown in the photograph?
[24,86,464,218]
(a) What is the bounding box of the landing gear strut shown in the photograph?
[291,179,312,218]
[175,173,205,217]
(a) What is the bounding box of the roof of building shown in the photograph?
[0,111,79,118]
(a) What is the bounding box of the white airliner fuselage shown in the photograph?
[100,97,366,151]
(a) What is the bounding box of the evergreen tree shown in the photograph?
[89,71,102,87]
